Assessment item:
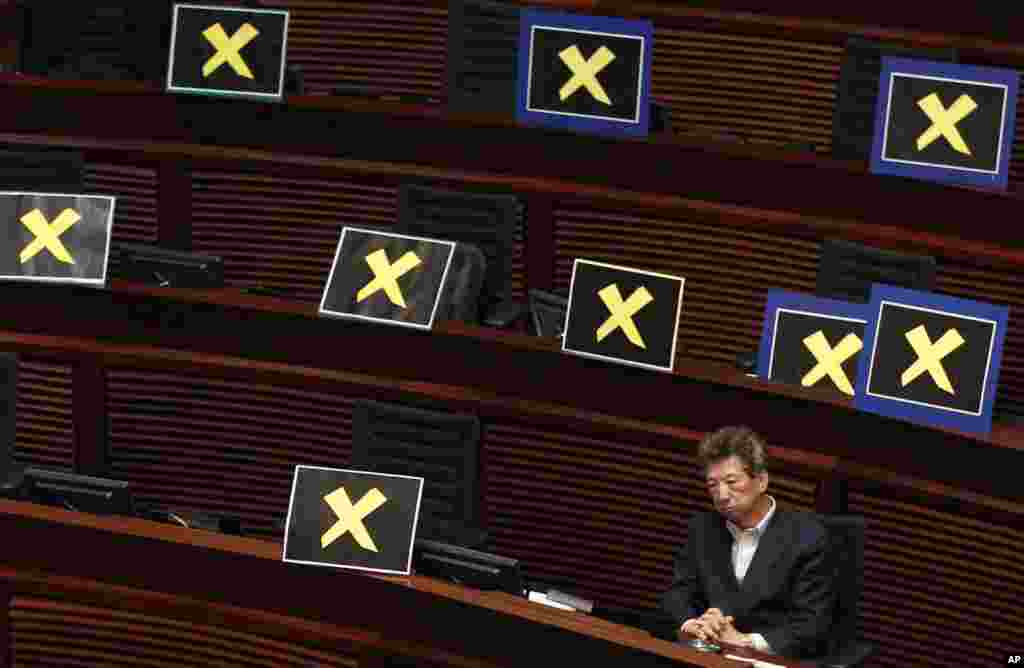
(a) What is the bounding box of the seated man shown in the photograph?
[662,426,835,659]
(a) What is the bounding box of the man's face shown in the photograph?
[705,455,767,525]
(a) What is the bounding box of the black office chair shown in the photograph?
[0,145,85,193]
[737,238,937,373]
[435,243,488,324]
[832,36,957,161]
[817,514,874,668]
[528,289,568,339]
[0,353,20,497]
[815,238,937,304]
[446,0,521,114]
[350,399,487,549]
[397,184,524,328]
[20,1,172,83]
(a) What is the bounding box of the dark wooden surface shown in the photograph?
[0,3,1022,667]
[0,280,1019,502]
[1,77,1023,252]
[0,499,815,668]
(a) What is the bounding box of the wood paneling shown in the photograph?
[10,596,360,668]
[106,367,357,535]
[553,200,820,365]
[652,28,841,150]
[936,255,1024,417]
[272,0,448,97]
[83,161,159,277]
[13,357,74,471]
[101,359,829,612]
[846,477,1024,668]
[191,170,398,301]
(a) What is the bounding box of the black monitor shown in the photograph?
[19,1,173,83]
[446,0,521,114]
[816,238,937,304]
[413,538,524,596]
[0,145,84,193]
[116,243,225,288]
[528,288,568,338]
[832,37,957,161]
[397,184,522,327]
[21,467,134,517]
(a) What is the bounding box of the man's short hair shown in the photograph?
[698,426,768,477]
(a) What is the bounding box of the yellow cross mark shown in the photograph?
[202,22,259,79]
[801,331,863,396]
[559,45,616,105]
[356,249,422,308]
[321,487,388,552]
[19,208,81,265]
[596,283,653,349]
[916,93,977,155]
[901,325,965,395]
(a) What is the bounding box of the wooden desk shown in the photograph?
[0,499,813,668]
[1,78,1022,423]
[0,280,1018,501]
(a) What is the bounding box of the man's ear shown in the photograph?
[758,474,769,494]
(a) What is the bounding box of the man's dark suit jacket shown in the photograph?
[661,509,836,659]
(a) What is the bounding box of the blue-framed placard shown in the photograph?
[870,57,1018,189]
[854,284,1009,434]
[516,9,652,137]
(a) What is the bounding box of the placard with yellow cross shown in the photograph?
[319,227,456,330]
[854,284,1009,435]
[870,57,1018,190]
[516,9,653,137]
[282,465,424,575]
[757,291,869,398]
[562,259,684,373]
[166,4,290,100]
[0,192,116,287]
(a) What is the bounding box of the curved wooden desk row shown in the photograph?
[2,81,1024,419]
[2,287,1022,668]
[241,0,1024,192]
[0,279,1021,498]
[0,499,810,668]
[2,77,1023,253]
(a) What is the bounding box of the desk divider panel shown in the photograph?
[83,161,160,278]
[106,367,357,536]
[9,592,362,667]
[191,170,400,301]
[844,471,1024,668]
[13,356,74,472]
[101,357,829,613]
[268,0,448,98]
[552,200,820,365]
[650,26,841,150]
[935,256,1024,419]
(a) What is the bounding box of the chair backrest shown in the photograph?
[397,184,520,311]
[436,242,488,323]
[528,289,568,338]
[0,146,85,193]
[816,238,937,303]
[350,399,483,537]
[832,37,957,161]
[446,0,521,114]
[0,353,16,483]
[20,2,172,83]
[816,514,866,656]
